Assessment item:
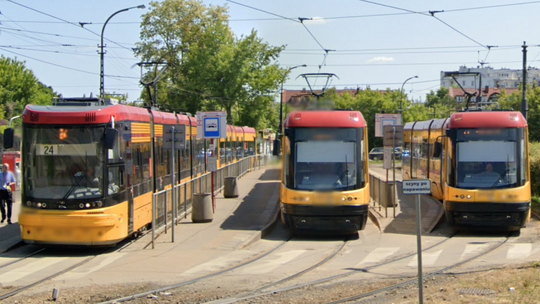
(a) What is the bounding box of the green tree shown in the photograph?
[136,0,286,130]
[0,56,55,129]
[498,85,540,141]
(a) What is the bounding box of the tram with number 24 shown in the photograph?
[3,97,257,246]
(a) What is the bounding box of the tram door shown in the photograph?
[125,141,135,233]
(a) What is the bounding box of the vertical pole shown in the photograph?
[392,126,396,218]
[171,126,175,243]
[211,138,216,213]
[152,193,155,249]
[212,172,216,213]
[522,42,528,120]
[416,194,424,304]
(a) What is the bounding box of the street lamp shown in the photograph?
[273,64,307,156]
[399,75,418,114]
[100,5,145,100]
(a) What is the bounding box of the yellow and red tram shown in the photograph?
[7,97,257,246]
[279,110,370,234]
[403,111,530,231]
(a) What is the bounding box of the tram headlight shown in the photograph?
[79,203,85,209]
[41,203,47,208]
[36,202,42,208]
[26,201,32,206]
[85,203,91,208]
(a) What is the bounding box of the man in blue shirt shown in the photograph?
[0,163,16,224]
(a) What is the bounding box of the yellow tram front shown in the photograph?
[443,111,531,231]
[280,110,369,234]
[18,102,134,246]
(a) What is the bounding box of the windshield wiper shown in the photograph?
[334,169,349,187]
[491,169,509,187]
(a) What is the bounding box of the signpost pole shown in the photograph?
[211,138,216,213]
[171,126,175,243]
[416,193,423,304]
[392,126,396,218]
[402,179,428,304]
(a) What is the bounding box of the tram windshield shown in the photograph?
[289,128,364,191]
[455,129,524,189]
[22,126,105,199]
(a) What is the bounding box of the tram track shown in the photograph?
[97,233,352,304]
[0,247,46,271]
[194,231,510,304]
[324,232,512,304]
[0,247,111,301]
[97,236,294,304]
[98,232,451,304]
[198,233,456,304]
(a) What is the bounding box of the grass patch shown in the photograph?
[532,196,540,215]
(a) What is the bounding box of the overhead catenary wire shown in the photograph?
[357,0,489,49]
[0,48,139,80]
[5,0,136,52]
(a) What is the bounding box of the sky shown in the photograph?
[2,0,540,104]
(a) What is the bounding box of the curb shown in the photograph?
[238,182,281,249]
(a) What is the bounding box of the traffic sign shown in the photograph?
[375,113,402,137]
[383,125,404,147]
[164,125,186,150]
[402,179,431,195]
[197,111,227,139]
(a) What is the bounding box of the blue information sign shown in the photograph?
[204,117,220,137]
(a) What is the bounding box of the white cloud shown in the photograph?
[368,57,395,63]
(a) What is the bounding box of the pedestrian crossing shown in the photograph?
[0,243,538,286]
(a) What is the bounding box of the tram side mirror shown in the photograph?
[3,128,14,149]
[433,142,442,158]
[284,129,291,136]
[104,128,118,150]
[273,139,281,156]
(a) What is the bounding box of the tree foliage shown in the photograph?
[0,56,55,129]
[136,0,286,130]
[319,87,456,149]
[497,85,540,141]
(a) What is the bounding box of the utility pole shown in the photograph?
[99,5,145,101]
[522,42,528,120]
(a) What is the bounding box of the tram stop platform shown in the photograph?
[368,163,445,235]
[0,164,282,254]
[0,162,445,256]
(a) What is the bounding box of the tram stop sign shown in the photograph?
[383,125,404,147]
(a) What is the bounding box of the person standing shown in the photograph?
[0,163,16,224]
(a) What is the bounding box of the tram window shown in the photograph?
[107,167,123,195]
[456,141,518,188]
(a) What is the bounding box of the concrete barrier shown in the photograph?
[224,177,238,198]
[192,193,213,223]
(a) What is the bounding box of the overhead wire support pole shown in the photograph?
[273,64,307,156]
[522,42,528,120]
[99,5,145,102]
